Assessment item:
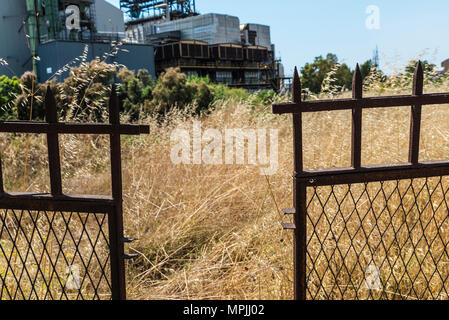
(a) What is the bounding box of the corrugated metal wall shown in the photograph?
[127,13,241,45]
[0,0,31,77]
[37,41,155,82]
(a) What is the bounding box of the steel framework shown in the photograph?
[120,0,197,19]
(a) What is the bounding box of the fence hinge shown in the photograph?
[123,253,139,260]
[282,208,295,215]
[281,222,296,230]
[123,237,138,243]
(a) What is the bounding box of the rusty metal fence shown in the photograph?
[0,87,149,300]
[273,62,449,300]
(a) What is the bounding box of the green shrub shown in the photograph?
[151,67,197,112]
[60,59,116,122]
[0,75,21,119]
[210,83,250,102]
[253,89,277,106]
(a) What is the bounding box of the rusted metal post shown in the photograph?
[108,85,127,300]
[409,61,424,164]
[45,87,63,195]
[351,64,363,169]
[0,154,3,193]
[292,67,307,300]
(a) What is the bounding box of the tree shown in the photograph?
[359,60,373,80]
[300,53,353,94]
[404,60,435,77]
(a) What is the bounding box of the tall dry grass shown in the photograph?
[2,75,449,299]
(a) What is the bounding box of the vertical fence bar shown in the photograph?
[351,64,363,169]
[292,67,307,300]
[45,87,62,195]
[409,61,424,164]
[108,85,126,300]
[0,154,3,193]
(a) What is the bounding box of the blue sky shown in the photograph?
[106,0,449,76]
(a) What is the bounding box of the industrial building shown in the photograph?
[121,0,285,91]
[0,0,155,81]
[1,0,285,91]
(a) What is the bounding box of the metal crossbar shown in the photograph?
[272,62,449,300]
[0,86,150,300]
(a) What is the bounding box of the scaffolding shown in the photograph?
[120,0,197,20]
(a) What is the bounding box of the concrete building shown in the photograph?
[0,0,155,80]
[124,3,284,91]
[240,24,271,49]
[126,13,242,45]
[0,1,32,77]
[95,0,125,34]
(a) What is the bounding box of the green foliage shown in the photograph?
[253,89,277,106]
[4,63,251,122]
[210,83,250,102]
[151,67,196,112]
[192,81,214,112]
[118,67,155,120]
[301,53,351,94]
[137,69,153,87]
[60,59,116,122]
[363,59,447,94]
[0,75,21,119]
[360,60,373,80]
[301,53,373,95]
[15,72,48,120]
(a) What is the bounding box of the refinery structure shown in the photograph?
[1,0,285,91]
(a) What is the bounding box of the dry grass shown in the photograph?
[2,80,449,300]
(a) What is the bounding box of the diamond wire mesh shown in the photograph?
[305,176,449,300]
[0,209,112,300]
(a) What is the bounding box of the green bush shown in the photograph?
[15,71,49,121]
[0,75,21,119]
[118,67,155,120]
[151,67,196,112]
[210,83,250,102]
[253,89,277,106]
[6,62,252,122]
[60,59,116,122]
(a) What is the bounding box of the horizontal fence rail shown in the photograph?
[0,86,150,300]
[273,62,449,300]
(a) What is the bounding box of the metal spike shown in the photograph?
[292,66,301,103]
[352,63,363,99]
[45,86,57,123]
[413,61,424,95]
[109,84,120,124]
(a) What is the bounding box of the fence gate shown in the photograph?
[273,62,449,300]
[0,87,149,300]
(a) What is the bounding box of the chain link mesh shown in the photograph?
[306,176,449,300]
[0,209,111,300]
